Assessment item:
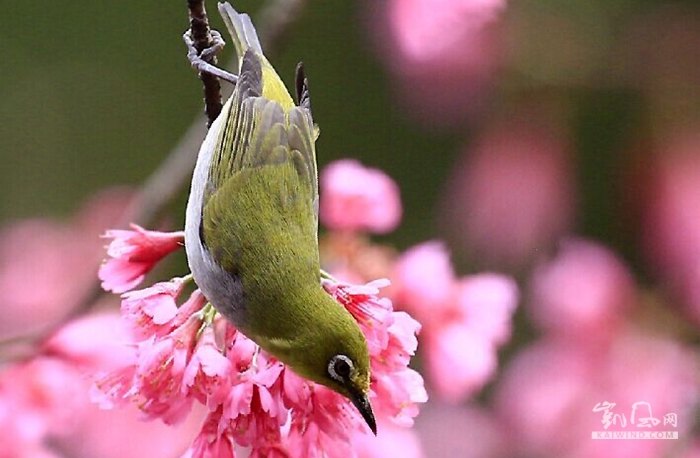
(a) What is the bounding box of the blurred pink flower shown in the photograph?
[352,419,424,458]
[643,132,700,325]
[440,117,575,267]
[1,311,203,458]
[392,241,518,402]
[493,338,594,456]
[99,224,185,293]
[389,0,505,62]
[365,0,505,126]
[425,323,497,402]
[95,271,426,457]
[494,329,698,458]
[0,188,131,341]
[0,358,84,453]
[415,403,510,458]
[320,160,402,234]
[528,238,635,342]
[456,274,519,346]
[683,441,700,458]
[392,241,456,327]
[43,307,136,372]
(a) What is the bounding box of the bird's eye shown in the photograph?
[328,354,353,382]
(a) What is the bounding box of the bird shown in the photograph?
[184,2,376,434]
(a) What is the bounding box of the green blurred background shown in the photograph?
[2,0,699,273]
[0,0,456,249]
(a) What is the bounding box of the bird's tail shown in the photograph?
[218,2,263,60]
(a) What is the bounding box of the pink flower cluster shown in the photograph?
[492,238,699,458]
[320,159,402,234]
[95,220,426,457]
[0,190,206,458]
[392,242,518,402]
[316,160,519,405]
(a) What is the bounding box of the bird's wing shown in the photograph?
[218,2,263,57]
[202,49,319,225]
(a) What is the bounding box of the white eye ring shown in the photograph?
[328,354,354,382]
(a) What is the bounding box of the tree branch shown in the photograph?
[187,0,223,126]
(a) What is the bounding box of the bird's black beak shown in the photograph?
[349,387,377,435]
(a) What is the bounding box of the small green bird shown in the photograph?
[184,3,376,433]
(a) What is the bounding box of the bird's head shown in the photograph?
[267,292,376,435]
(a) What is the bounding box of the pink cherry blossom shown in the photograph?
[528,239,635,342]
[182,409,236,458]
[183,325,233,408]
[91,291,207,423]
[249,445,290,458]
[1,309,204,458]
[93,271,426,458]
[222,360,286,448]
[132,314,201,424]
[390,241,518,403]
[440,116,575,267]
[319,160,402,234]
[366,0,505,126]
[99,224,184,293]
[642,132,700,325]
[120,277,187,339]
[352,420,424,458]
[456,273,519,346]
[392,241,457,327]
[284,375,366,457]
[324,279,395,356]
[415,404,511,458]
[323,280,427,427]
[425,322,496,403]
[493,329,698,458]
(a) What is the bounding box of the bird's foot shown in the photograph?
[183,30,238,84]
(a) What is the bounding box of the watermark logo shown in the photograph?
[591,401,678,440]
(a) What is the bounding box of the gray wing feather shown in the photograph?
[203,49,319,224]
[287,107,318,224]
[206,49,262,197]
[218,2,263,56]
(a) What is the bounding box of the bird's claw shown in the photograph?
[183,30,238,84]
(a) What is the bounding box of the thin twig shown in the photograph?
[127,0,310,228]
[187,0,223,126]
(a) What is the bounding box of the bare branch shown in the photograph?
[187,0,224,126]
